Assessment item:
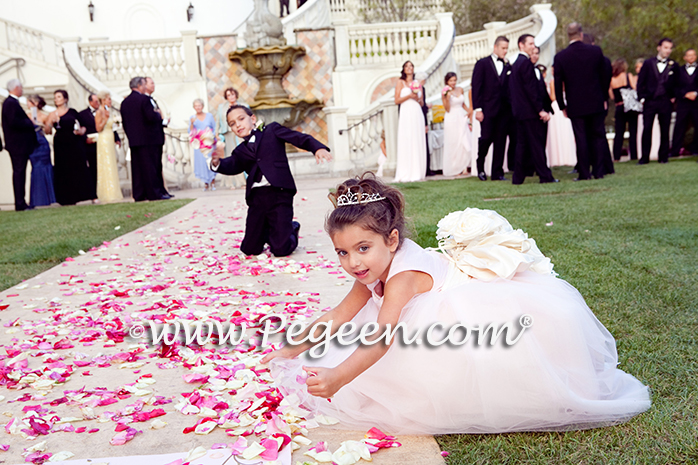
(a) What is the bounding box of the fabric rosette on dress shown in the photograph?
[435,208,555,281]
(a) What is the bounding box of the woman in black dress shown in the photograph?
[49,89,96,205]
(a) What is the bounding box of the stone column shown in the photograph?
[181,30,200,81]
[324,106,353,174]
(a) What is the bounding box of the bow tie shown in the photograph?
[658,59,667,64]
[687,64,696,68]
[496,57,504,63]
[245,131,256,144]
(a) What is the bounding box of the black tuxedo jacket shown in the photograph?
[1,96,38,157]
[674,65,698,102]
[637,57,677,102]
[553,42,608,117]
[472,55,511,117]
[536,70,553,114]
[509,54,542,120]
[120,91,163,147]
[215,122,328,202]
[78,107,122,142]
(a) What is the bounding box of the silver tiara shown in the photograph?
[336,191,386,207]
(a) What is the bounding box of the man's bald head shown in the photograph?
[567,22,583,41]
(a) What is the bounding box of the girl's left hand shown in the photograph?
[303,366,344,398]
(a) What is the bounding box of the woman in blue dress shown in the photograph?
[189,98,217,191]
[26,95,56,207]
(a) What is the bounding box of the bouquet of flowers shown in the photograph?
[190,127,216,158]
[409,80,422,94]
[435,208,556,281]
[442,85,452,96]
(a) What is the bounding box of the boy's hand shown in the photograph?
[314,148,332,164]
[211,145,223,167]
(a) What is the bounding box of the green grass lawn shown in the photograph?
[396,157,698,464]
[0,199,192,291]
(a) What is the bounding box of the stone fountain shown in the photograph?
[230,0,323,127]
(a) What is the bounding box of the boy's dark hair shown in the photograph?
[326,172,407,247]
[226,105,254,117]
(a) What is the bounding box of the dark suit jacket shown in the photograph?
[78,107,122,142]
[553,42,607,117]
[1,96,38,157]
[536,69,554,114]
[509,53,543,120]
[120,91,163,147]
[215,122,329,202]
[674,65,698,103]
[472,55,511,117]
[637,57,678,102]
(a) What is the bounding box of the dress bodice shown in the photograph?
[367,239,449,305]
[449,93,465,108]
[101,115,114,133]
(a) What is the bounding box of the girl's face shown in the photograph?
[331,224,399,285]
[403,62,414,76]
[447,76,457,88]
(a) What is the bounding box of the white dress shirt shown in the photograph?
[491,54,504,76]
[657,55,668,74]
[687,64,696,76]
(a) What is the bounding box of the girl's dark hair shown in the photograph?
[54,89,69,101]
[612,58,628,77]
[444,72,457,85]
[29,94,46,110]
[399,61,414,81]
[326,172,407,247]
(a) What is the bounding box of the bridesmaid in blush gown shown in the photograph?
[26,95,56,207]
[393,61,427,183]
[442,72,472,176]
[94,90,123,203]
[49,89,96,205]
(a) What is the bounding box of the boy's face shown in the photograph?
[227,108,257,138]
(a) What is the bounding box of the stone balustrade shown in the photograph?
[78,31,201,86]
[0,19,64,67]
[346,20,439,67]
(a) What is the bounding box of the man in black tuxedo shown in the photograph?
[472,35,515,181]
[637,38,677,164]
[121,76,169,201]
[144,77,171,197]
[2,79,38,211]
[509,34,556,184]
[670,48,698,157]
[210,106,331,257]
[553,23,609,180]
[78,94,99,192]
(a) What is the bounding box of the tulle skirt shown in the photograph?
[271,269,650,435]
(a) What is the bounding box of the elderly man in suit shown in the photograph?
[471,35,515,181]
[121,76,170,201]
[2,79,38,211]
[670,48,698,158]
[553,23,610,180]
[210,106,331,257]
[637,38,678,164]
[509,34,557,185]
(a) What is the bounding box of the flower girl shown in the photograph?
[263,173,650,434]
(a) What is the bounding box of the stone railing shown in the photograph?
[453,4,556,71]
[281,0,332,45]
[0,18,64,67]
[345,20,439,67]
[77,31,200,86]
[162,128,196,188]
[330,0,442,21]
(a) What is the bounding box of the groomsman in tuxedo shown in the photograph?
[121,77,170,201]
[471,35,515,181]
[637,38,678,164]
[509,34,557,184]
[553,23,609,180]
[77,94,100,191]
[144,77,172,197]
[2,79,38,211]
[670,48,698,157]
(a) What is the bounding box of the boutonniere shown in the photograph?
[255,119,265,131]
[669,71,674,75]
[504,59,509,65]
[669,60,674,66]
[507,70,511,75]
